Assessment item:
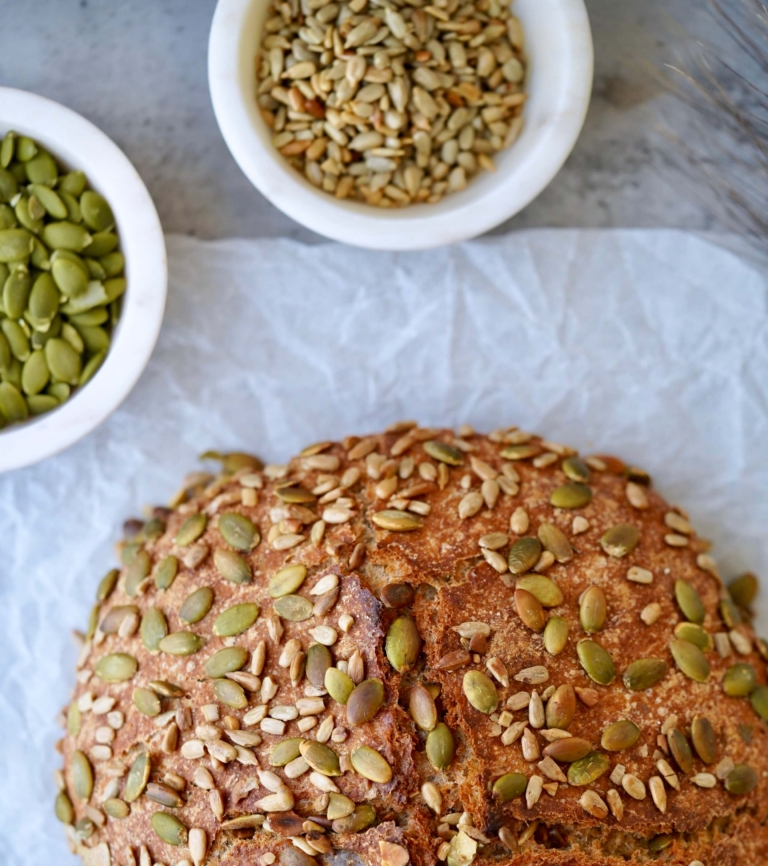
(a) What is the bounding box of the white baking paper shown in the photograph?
[2,229,768,866]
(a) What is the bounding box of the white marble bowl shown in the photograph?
[209,0,593,250]
[0,88,167,472]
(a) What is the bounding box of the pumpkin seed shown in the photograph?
[219,512,259,550]
[385,616,422,672]
[42,221,92,252]
[381,582,415,608]
[29,184,67,219]
[205,646,248,678]
[514,588,546,632]
[52,256,88,297]
[463,670,498,714]
[55,791,75,824]
[276,484,316,503]
[151,811,187,846]
[2,319,29,361]
[409,683,437,731]
[750,684,768,721]
[100,251,125,277]
[327,793,355,820]
[675,580,705,624]
[577,640,615,685]
[214,678,248,709]
[72,751,93,801]
[543,737,593,763]
[725,764,758,795]
[213,548,251,584]
[423,440,463,465]
[347,678,385,725]
[720,597,742,628]
[25,151,58,184]
[601,720,640,751]
[94,652,137,682]
[149,680,184,697]
[270,738,305,766]
[350,745,392,783]
[67,701,81,736]
[691,716,718,764]
[550,482,592,509]
[300,740,341,776]
[492,772,527,802]
[154,555,178,590]
[274,594,313,621]
[86,231,118,257]
[372,509,424,531]
[537,523,574,562]
[179,586,214,624]
[667,728,693,773]
[325,667,355,704]
[0,228,34,262]
[648,835,673,853]
[562,456,590,482]
[501,444,540,461]
[140,607,168,652]
[517,574,564,607]
[269,564,307,597]
[0,132,15,168]
[623,658,666,691]
[124,549,151,596]
[133,687,161,717]
[159,632,204,656]
[723,663,757,696]
[146,783,183,809]
[80,191,115,231]
[507,536,541,574]
[426,723,455,769]
[60,191,82,223]
[306,642,332,689]
[674,622,713,652]
[27,393,58,414]
[103,798,130,819]
[580,586,607,633]
[567,751,610,786]
[29,272,59,323]
[96,568,119,602]
[545,684,576,729]
[670,638,710,682]
[176,513,207,546]
[600,524,640,558]
[331,804,376,834]
[213,603,259,637]
[543,616,569,655]
[0,381,28,422]
[729,572,758,608]
[3,266,31,318]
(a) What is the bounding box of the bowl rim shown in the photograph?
[209,0,594,250]
[0,87,167,473]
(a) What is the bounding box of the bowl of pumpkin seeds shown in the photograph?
[209,0,593,249]
[0,88,166,472]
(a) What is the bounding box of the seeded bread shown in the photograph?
[57,424,768,866]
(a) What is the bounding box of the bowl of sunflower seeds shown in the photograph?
[0,88,166,472]
[209,0,593,249]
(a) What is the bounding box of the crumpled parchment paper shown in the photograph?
[2,229,768,865]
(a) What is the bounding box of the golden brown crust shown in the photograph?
[57,425,768,866]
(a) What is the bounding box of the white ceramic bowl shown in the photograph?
[209,0,593,250]
[0,88,167,472]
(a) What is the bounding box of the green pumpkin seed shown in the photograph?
[72,751,93,801]
[42,221,92,252]
[331,804,376,834]
[347,678,385,726]
[691,716,718,764]
[74,818,95,840]
[148,680,184,697]
[55,791,75,824]
[3,319,30,361]
[670,638,710,682]
[568,751,610,786]
[103,798,130,819]
[674,622,713,652]
[52,256,88,297]
[141,517,166,541]
[205,646,248,678]
[159,632,204,656]
[94,653,137,682]
[29,184,67,219]
[725,764,758,795]
[492,772,527,802]
[124,549,150,596]
[96,567,119,602]
[151,811,187,846]
[80,191,115,231]
[59,170,86,196]
[385,616,422,672]
[750,684,768,721]
[219,512,259,550]
[372,509,424,531]
[274,594,313,621]
[577,640,615,685]
[0,331,10,371]
[83,231,117,258]
[213,603,259,637]
[0,204,15,230]
[30,236,50,270]
[327,793,355,820]
[62,284,109,316]
[147,783,184,808]
[723,663,757,696]
[543,737,593,763]
[350,745,392,783]
[514,587,546,632]
[3,266,31,318]
[269,564,307,598]
[675,580,705,624]
[29,272,59,322]
[544,616,569,655]
[325,666,355,704]
[562,456,590,482]
[176,513,207,546]
[623,658,666,691]
[423,440,463,465]
[67,701,81,737]
[648,835,673,853]
[601,720,640,751]
[154,555,178,590]
[60,191,82,223]
[99,605,138,634]
[2,357,23,389]
[0,132,15,168]
[44,337,82,384]
[140,607,168,652]
[667,728,693,773]
[546,684,576,729]
[301,740,341,776]
[600,524,640,558]
[69,306,108,327]
[269,738,305,767]
[276,483,316,504]
[580,586,607,633]
[133,687,161,717]
[0,168,18,204]
[551,482,592,509]
[25,151,58,185]
[537,523,574,563]
[517,574,563,607]
[507,536,541,574]
[214,678,248,709]
[500,444,540,461]
[85,256,106,280]
[306,642,332,689]
[47,381,70,401]
[463,670,498,714]
[426,722,455,770]
[179,586,214,624]
[99,251,125,277]
[213,548,251,584]
[0,381,28,422]
[15,196,43,233]
[729,572,758,609]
